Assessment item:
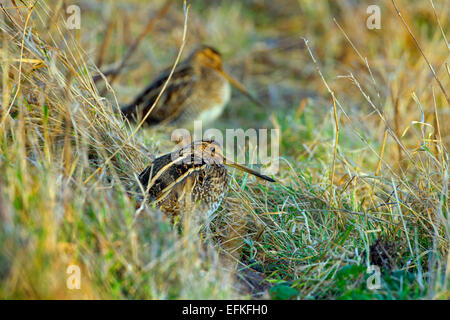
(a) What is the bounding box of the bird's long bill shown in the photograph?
[224,158,275,182]
[219,70,264,108]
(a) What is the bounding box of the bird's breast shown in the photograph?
[196,77,231,124]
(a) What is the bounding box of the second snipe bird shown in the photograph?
[121,46,262,126]
[137,140,274,217]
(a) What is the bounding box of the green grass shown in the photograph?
[0,0,449,299]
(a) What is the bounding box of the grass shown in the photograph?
[0,0,448,299]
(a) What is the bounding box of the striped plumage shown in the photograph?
[138,140,274,217]
[121,46,261,126]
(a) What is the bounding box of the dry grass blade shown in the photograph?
[0,0,448,300]
[330,95,339,195]
[0,2,34,128]
[391,0,449,104]
[93,0,174,85]
[84,1,189,184]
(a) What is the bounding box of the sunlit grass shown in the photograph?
[0,0,448,299]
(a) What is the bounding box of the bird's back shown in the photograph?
[121,63,197,125]
[121,63,230,126]
[138,151,229,216]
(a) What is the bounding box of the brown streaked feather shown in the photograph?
[139,152,205,202]
[120,46,234,126]
[136,140,274,218]
[139,152,228,217]
[121,63,198,125]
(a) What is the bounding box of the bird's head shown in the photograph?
[180,139,275,182]
[189,45,264,108]
[191,46,223,71]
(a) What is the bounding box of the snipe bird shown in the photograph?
[138,140,274,217]
[121,46,262,126]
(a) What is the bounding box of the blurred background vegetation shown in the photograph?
[0,0,448,299]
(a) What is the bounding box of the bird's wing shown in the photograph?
[121,64,198,125]
[138,153,206,202]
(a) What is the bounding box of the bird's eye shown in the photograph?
[210,147,215,153]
